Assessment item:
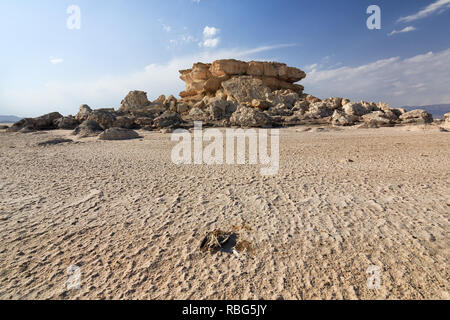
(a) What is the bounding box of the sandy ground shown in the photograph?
[0,124,449,300]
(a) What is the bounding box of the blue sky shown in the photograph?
[1,0,450,117]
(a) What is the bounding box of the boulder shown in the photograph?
[134,117,154,128]
[343,102,370,117]
[322,97,343,110]
[399,109,433,124]
[188,108,208,121]
[292,100,310,114]
[56,116,79,129]
[331,110,358,126]
[362,111,394,127]
[307,102,334,118]
[98,128,140,140]
[445,112,450,123]
[268,90,300,108]
[119,91,151,112]
[266,103,294,117]
[86,110,116,130]
[73,120,103,137]
[75,104,92,122]
[153,111,182,128]
[113,116,135,129]
[230,105,272,128]
[221,76,271,103]
[129,105,166,118]
[7,112,63,132]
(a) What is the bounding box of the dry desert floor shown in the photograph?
[0,124,449,300]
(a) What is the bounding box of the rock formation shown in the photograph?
[7,59,441,136]
[445,112,450,123]
[179,59,306,103]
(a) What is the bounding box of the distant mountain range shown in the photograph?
[0,115,22,123]
[402,104,450,119]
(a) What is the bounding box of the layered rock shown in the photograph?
[399,109,433,124]
[179,59,306,102]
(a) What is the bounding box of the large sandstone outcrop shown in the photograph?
[179,59,306,102]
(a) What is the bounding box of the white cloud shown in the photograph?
[398,0,450,23]
[201,38,220,48]
[303,48,450,107]
[162,24,171,33]
[388,26,417,36]
[203,26,219,38]
[199,26,220,48]
[0,44,293,117]
[50,57,64,64]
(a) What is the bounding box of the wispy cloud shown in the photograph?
[388,26,417,36]
[398,0,450,23]
[303,48,450,107]
[50,57,64,64]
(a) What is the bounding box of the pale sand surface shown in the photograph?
[0,125,449,300]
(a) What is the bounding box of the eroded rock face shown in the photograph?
[179,59,306,102]
[221,76,272,103]
[119,91,151,112]
[399,109,433,124]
